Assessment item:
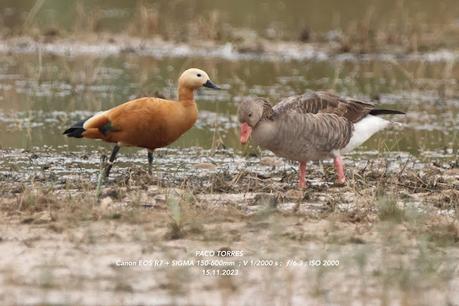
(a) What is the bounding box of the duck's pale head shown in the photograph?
[238,97,267,144]
[179,68,220,90]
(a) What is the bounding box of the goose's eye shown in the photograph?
[248,113,252,118]
[197,73,202,77]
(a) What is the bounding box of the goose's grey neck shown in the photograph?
[252,120,279,149]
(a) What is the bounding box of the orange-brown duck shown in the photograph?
[64,68,220,180]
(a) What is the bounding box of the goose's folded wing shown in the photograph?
[278,112,354,153]
[274,91,375,123]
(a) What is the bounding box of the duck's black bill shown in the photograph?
[203,80,221,90]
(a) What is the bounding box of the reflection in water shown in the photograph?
[0,1,458,158]
[0,52,457,157]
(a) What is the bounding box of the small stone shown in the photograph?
[30,211,53,224]
[260,157,281,166]
[37,211,53,223]
[285,189,303,199]
[253,193,277,207]
[193,163,217,170]
[445,168,459,177]
[100,197,113,209]
[147,185,160,194]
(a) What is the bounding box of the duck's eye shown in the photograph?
[197,73,202,77]
[248,113,252,117]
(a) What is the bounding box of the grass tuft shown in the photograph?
[377,196,406,223]
[164,194,184,240]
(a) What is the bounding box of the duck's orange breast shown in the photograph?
[82,97,198,150]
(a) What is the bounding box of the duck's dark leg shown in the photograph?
[104,145,120,179]
[298,161,307,189]
[147,151,153,175]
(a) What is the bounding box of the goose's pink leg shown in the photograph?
[334,155,346,184]
[298,161,307,189]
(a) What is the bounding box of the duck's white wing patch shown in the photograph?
[342,115,390,153]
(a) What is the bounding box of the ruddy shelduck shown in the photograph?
[238,91,405,189]
[64,68,220,182]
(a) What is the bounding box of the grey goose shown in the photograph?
[238,91,405,188]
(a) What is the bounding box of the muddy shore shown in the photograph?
[1,146,458,305]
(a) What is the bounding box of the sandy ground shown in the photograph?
[1,148,458,306]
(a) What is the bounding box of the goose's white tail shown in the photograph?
[342,115,390,153]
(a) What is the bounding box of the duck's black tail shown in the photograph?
[63,117,90,138]
[369,109,405,116]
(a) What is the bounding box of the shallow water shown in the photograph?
[0,51,457,158]
[0,1,458,161]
